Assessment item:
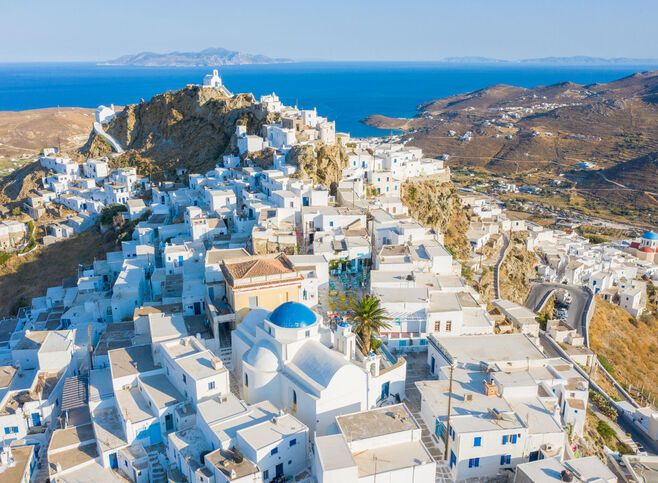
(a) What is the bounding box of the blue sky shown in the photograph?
[2,0,656,62]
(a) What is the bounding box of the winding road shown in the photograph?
[526,282,593,341]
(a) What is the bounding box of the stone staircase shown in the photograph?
[61,375,89,411]
[148,450,167,483]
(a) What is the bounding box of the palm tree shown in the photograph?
[351,295,391,354]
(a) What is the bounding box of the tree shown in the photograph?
[351,295,391,354]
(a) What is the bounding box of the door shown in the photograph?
[31,412,41,427]
[109,452,118,469]
[165,414,173,432]
[193,302,201,315]
[430,356,436,374]
[381,381,390,401]
[275,463,284,478]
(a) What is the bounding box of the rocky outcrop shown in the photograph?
[81,86,276,178]
[400,180,470,260]
[287,143,348,192]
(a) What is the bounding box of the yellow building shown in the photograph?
[221,253,303,319]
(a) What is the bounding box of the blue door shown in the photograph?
[31,412,41,427]
[148,422,163,444]
[381,381,390,401]
[109,452,118,469]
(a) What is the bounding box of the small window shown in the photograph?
[182,374,187,384]
[208,381,216,390]
[468,458,480,468]
[263,470,269,480]
[502,435,508,445]
[510,434,518,444]
[289,438,297,447]
[271,447,278,456]
[245,374,249,387]
[305,330,310,337]
[473,436,481,447]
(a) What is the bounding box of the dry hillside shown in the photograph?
[0,229,115,316]
[0,107,94,158]
[366,71,658,223]
[589,296,658,401]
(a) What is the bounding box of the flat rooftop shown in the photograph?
[430,333,545,368]
[204,447,259,481]
[139,373,184,410]
[116,386,153,423]
[237,413,305,450]
[1,445,33,483]
[337,404,418,443]
[517,456,616,482]
[50,423,95,451]
[353,440,433,477]
[108,344,157,379]
[92,405,127,454]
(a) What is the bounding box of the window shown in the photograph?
[473,436,481,447]
[263,470,269,480]
[510,434,518,444]
[305,330,310,337]
[245,374,249,387]
[502,435,508,445]
[434,321,441,332]
[446,320,452,332]
[289,438,297,447]
[450,451,456,468]
[468,458,480,468]
[208,381,215,390]
[271,447,278,456]
[182,374,187,384]
[249,296,259,308]
[500,454,511,465]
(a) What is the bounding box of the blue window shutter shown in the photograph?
[502,435,508,445]
[475,458,480,467]
[474,436,481,447]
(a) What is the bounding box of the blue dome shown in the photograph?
[269,302,316,328]
[642,231,658,241]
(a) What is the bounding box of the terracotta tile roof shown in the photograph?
[221,253,297,282]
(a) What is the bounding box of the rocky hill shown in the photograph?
[81,86,278,178]
[366,71,658,176]
[400,180,470,261]
[101,47,292,67]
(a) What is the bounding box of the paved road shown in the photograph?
[492,234,510,299]
[526,282,592,336]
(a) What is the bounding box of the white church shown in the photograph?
[231,302,407,436]
[202,69,232,96]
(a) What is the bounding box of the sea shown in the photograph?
[0,62,656,138]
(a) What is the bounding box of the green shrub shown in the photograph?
[596,420,615,441]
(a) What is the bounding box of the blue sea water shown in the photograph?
[0,62,655,137]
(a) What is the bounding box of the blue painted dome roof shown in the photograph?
[269,302,316,328]
[642,231,658,241]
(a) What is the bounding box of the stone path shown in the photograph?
[404,351,454,482]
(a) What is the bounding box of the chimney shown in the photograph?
[211,357,223,371]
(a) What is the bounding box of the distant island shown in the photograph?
[442,55,658,65]
[100,47,294,67]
